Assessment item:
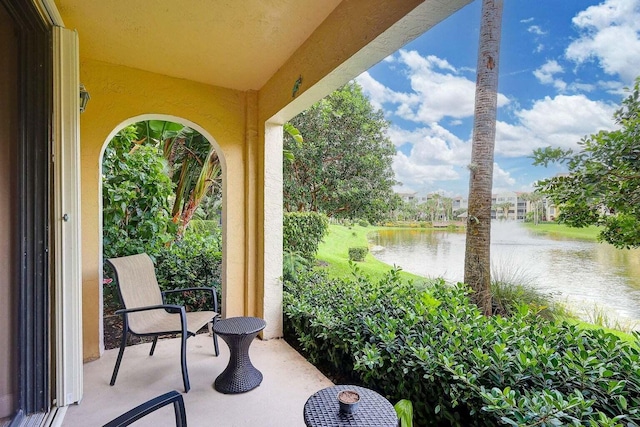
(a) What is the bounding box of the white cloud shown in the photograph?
[520,17,534,24]
[597,79,627,94]
[390,124,469,165]
[357,50,509,124]
[566,0,640,83]
[533,60,567,91]
[388,124,471,189]
[495,94,617,157]
[493,162,516,192]
[393,152,461,188]
[528,25,547,36]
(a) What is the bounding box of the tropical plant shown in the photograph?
[532,77,640,248]
[137,120,221,238]
[464,0,504,315]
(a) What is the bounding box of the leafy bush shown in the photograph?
[154,230,222,311]
[284,269,640,426]
[358,219,370,227]
[102,125,176,259]
[348,246,368,262]
[283,212,329,262]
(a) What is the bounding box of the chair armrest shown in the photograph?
[162,287,218,313]
[115,304,184,315]
[102,390,187,427]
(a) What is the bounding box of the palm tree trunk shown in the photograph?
[464,0,504,316]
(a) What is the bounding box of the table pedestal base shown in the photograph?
[213,323,264,394]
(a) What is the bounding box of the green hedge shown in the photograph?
[283,212,329,262]
[284,270,640,426]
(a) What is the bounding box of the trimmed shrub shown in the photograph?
[283,212,329,262]
[358,219,370,227]
[284,269,640,426]
[348,246,368,262]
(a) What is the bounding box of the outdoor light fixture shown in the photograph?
[79,83,90,113]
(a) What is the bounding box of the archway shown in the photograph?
[97,114,227,352]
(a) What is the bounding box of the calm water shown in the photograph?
[370,222,640,327]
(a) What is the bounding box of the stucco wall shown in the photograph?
[79,59,252,360]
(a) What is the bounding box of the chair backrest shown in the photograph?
[107,253,164,331]
[103,390,187,427]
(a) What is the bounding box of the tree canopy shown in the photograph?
[284,82,399,222]
[532,77,640,249]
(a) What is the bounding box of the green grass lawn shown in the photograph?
[523,222,600,241]
[316,224,425,282]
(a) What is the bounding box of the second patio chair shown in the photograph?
[106,253,220,393]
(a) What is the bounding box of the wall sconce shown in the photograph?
[79,84,91,113]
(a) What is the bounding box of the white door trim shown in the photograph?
[52,25,83,407]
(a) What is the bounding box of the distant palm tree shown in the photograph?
[464,0,504,316]
[496,202,513,220]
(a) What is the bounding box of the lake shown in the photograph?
[369,221,640,328]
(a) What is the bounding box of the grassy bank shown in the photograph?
[523,222,600,241]
[316,224,424,281]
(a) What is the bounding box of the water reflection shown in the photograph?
[370,222,640,326]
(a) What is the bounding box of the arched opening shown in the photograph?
[97,114,227,352]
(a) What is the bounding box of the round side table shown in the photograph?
[304,385,399,426]
[213,316,266,394]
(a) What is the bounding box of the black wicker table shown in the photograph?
[304,385,399,427]
[213,316,266,394]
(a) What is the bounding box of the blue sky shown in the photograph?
[356,0,640,197]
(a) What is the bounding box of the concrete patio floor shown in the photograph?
[62,333,333,426]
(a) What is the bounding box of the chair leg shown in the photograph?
[180,332,190,393]
[149,336,158,356]
[110,329,128,386]
[212,317,220,357]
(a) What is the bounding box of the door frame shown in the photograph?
[1,0,52,423]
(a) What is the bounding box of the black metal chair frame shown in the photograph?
[106,258,220,393]
[102,390,187,427]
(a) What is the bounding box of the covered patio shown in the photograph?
[1,1,473,425]
[63,334,333,426]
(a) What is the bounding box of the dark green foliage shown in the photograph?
[283,212,329,262]
[284,269,640,427]
[284,82,399,223]
[102,125,176,259]
[283,250,309,282]
[348,246,368,262]
[358,219,370,227]
[533,77,640,248]
[154,230,222,311]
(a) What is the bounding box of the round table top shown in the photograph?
[213,316,266,336]
[304,385,398,427]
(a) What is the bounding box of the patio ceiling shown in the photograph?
[54,0,342,91]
